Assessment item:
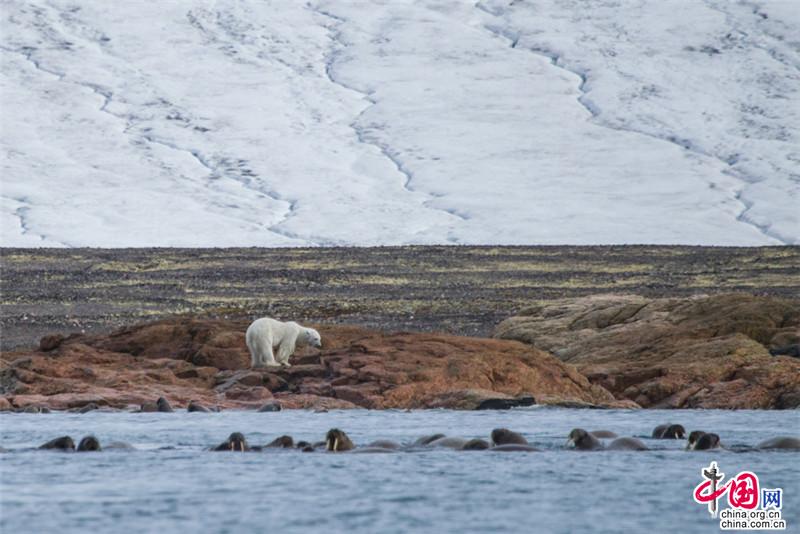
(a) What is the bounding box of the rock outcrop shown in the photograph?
[495,294,800,409]
[0,318,622,411]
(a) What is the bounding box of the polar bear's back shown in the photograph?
[246,317,297,346]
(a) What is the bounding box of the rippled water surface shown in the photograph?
[1,409,798,533]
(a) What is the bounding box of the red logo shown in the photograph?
[693,462,760,517]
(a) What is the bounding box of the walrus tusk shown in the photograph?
[230,442,234,451]
[333,437,339,451]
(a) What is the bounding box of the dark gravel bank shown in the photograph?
[1,246,798,351]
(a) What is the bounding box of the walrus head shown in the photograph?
[664,424,686,439]
[694,433,721,451]
[266,435,294,448]
[491,428,528,446]
[325,429,354,452]
[224,432,248,452]
[567,428,602,450]
[77,436,101,452]
[686,430,706,450]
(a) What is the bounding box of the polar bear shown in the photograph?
[245,317,322,368]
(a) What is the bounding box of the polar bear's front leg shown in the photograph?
[276,335,298,367]
[276,343,294,367]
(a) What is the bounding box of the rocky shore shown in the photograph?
[1,294,796,412]
[0,318,627,411]
[496,294,800,409]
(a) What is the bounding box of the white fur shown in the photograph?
[245,317,322,368]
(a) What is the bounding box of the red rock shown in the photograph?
[2,317,624,411]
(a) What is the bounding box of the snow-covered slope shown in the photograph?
[1,0,797,247]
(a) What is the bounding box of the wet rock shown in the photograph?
[476,395,535,410]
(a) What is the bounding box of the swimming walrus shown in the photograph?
[265,435,294,448]
[689,432,721,451]
[77,436,102,452]
[213,432,249,452]
[491,444,540,452]
[326,429,354,452]
[567,429,603,450]
[367,440,401,450]
[756,437,800,450]
[462,439,491,450]
[686,430,706,450]
[187,400,211,413]
[491,428,528,446]
[607,437,648,451]
[652,424,686,439]
[590,430,618,439]
[411,434,446,447]
[426,437,468,449]
[39,436,75,451]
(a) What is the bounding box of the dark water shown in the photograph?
[1,409,798,533]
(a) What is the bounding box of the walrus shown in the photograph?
[326,429,354,452]
[156,397,174,413]
[652,424,686,439]
[690,433,721,451]
[367,440,401,450]
[426,437,468,449]
[77,436,102,452]
[22,405,50,413]
[266,435,294,448]
[590,430,618,439]
[411,434,446,447]
[462,439,490,450]
[296,440,311,449]
[214,432,249,452]
[756,437,800,450]
[491,444,540,452]
[686,430,706,450]
[187,400,211,413]
[607,437,648,451]
[39,436,75,451]
[491,428,528,446]
[567,429,603,450]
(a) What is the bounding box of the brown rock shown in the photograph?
[39,334,65,352]
[495,294,800,408]
[0,397,12,411]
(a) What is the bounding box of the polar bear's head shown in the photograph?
[302,327,322,348]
